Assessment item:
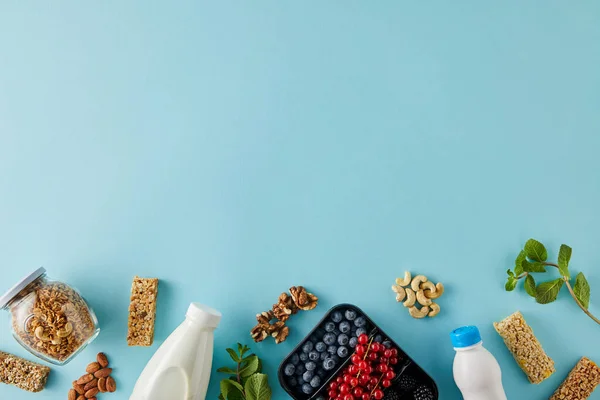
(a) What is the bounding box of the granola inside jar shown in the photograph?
[0,268,100,365]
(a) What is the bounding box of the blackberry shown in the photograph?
[344,309,357,321]
[337,346,349,358]
[309,351,319,361]
[315,341,327,352]
[305,361,316,371]
[301,383,314,395]
[412,385,434,400]
[283,363,295,376]
[324,322,336,332]
[303,370,315,382]
[398,374,417,391]
[339,321,351,333]
[302,341,314,353]
[323,332,336,345]
[354,316,367,327]
[331,311,343,323]
[309,375,321,388]
[338,333,349,346]
[349,337,358,348]
[299,352,308,362]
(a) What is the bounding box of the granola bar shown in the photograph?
[493,311,554,384]
[0,350,50,392]
[550,357,600,400]
[127,276,159,346]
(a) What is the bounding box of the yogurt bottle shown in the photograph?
[450,326,507,400]
[130,303,221,400]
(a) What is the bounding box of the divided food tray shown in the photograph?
[278,304,438,400]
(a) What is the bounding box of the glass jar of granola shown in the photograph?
[0,268,100,365]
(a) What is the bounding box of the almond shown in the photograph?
[77,396,85,400]
[72,381,85,395]
[77,374,94,385]
[83,378,98,391]
[93,367,112,379]
[97,377,107,392]
[86,362,101,374]
[106,376,116,392]
[84,387,99,398]
[68,388,77,400]
[96,352,109,368]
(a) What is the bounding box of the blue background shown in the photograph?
[1,2,599,399]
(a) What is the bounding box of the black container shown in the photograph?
[278,304,438,400]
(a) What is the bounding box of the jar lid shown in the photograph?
[450,325,482,348]
[0,267,46,309]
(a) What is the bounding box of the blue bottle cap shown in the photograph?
[450,326,482,348]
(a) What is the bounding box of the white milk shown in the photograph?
[130,303,221,400]
[450,326,507,400]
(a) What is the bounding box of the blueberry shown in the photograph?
[324,322,336,332]
[305,361,316,371]
[315,396,326,400]
[354,316,367,327]
[337,346,349,358]
[331,311,343,323]
[284,363,295,376]
[320,352,327,361]
[317,369,326,378]
[345,309,357,321]
[330,354,340,364]
[349,337,358,348]
[374,334,383,343]
[310,375,321,388]
[309,350,319,361]
[323,357,336,371]
[383,340,393,349]
[296,375,305,385]
[290,353,300,365]
[309,335,318,343]
[332,329,341,337]
[296,364,306,375]
[302,341,314,353]
[303,370,314,382]
[339,321,351,334]
[302,383,314,395]
[323,332,336,345]
[327,345,338,355]
[287,376,297,387]
[299,352,308,362]
[315,342,326,352]
[338,333,349,346]
[355,327,367,337]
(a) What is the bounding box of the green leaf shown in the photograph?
[227,348,241,363]
[217,367,237,375]
[237,343,243,355]
[535,278,564,304]
[507,269,515,278]
[524,275,536,297]
[574,272,590,309]
[505,277,517,291]
[221,380,244,400]
[245,373,272,400]
[524,238,548,262]
[558,244,572,279]
[228,379,244,393]
[522,260,546,273]
[240,355,260,378]
[514,250,526,275]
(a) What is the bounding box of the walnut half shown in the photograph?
[289,286,318,311]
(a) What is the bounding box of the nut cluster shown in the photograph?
[251,286,318,344]
[391,272,444,319]
[11,279,96,362]
[68,353,116,400]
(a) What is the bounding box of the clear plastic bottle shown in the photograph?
[450,326,507,400]
[130,303,221,400]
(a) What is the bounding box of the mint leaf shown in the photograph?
[524,275,536,297]
[227,348,240,363]
[217,367,237,374]
[558,244,572,279]
[574,272,590,309]
[240,355,260,378]
[535,278,564,304]
[228,379,244,393]
[237,343,243,355]
[507,269,515,278]
[522,260,546,273]
[505,277,517,291]
[514,250,526,275]
[524,239,548,262]
[245,373,272,400]
[221,380,244,400]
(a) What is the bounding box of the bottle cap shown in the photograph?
[186,303,222,328]
[0,267,46,309]
[450,325,482,348]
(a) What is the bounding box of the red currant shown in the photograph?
[369,352,378,361]
[356,345,366,356]
[344,394,353,400]
[383,349,392,358]
[337,376,344,384]
[363,365,373,375]
[382,379,392,388]
[330,382,338,390]
[361,394,370,400]
[389,357,398,365]
[379,357,389,365]
[377,364,389,373]
[358,361,368,370]
[352,354,362,364]
[328,390,338,398]
[353,387,363,396]
[371,343,381,353]
[385,370,395,380]
[344,374,352,384]
[358,374,370,385]
[358,334,369,344]
[373,389,384,399]
[339,384,350,394]
[349,377,359,387]
[370,377,378,386]
[348,365,358,375]
[390,348,398,357]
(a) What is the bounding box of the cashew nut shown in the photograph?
[411,275,428,292]
[392,285,407,302]
[425,282,445,299]
[420,281,436,293]
[395,271,412,287]
[408,305,430,319]
[428,303,440,317]
[403,288,416,307]
[51,336,62,345]
[416,290,432,306]
[34,326,50,342]
[57,322,73,338]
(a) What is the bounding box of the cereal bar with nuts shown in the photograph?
[127,276,159,346]
[0,350,50,392]
[549,357,600,400]
[493,311,555,384]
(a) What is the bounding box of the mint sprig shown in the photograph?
[218,343,271,400]
[506,239,599,326]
